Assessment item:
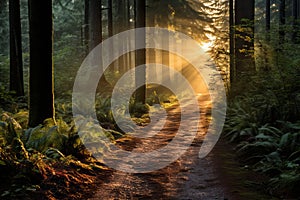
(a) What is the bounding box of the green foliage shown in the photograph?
[268,172,300,197]
[129,101,150,118]
[0,107,113,198]
[0,55,9,88]
[226,18,300,195]
[25,119,67,153]
[225,72,300,198]
[0,113,23,146]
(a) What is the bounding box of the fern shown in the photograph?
[25,119,67,153]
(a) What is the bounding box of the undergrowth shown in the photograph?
[0,109,113,199]
[0,87,177,199]
[224,71,300,198]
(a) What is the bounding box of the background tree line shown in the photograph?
[0,0,227,126]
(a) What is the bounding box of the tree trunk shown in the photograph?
[83,0,89,54]
[147,1,157,82]
[292,0,299,42]
[229,0,235,83]
[28,0,55,127]
[263,0,271,71]
[89,0,110,91]
[116,0,126,33]
[89,0,102,51]
[107,0,114,75]
[108,0,113,37]
[117,0,127,73]
[279,0,286,44]
[162,32,170,85]
[125,0,131,72]
[135,0,146,104]
[234,0,255,75]
[9,0,24,96]
[266,0,271,41]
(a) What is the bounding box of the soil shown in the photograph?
[85,96,233,200]
[81,95,278,200]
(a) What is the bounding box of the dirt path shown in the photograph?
[88,96,230,200]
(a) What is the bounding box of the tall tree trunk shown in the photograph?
[147,1,157,82]
[279,0,286,44]
[108,0,113,37]
[117,0,127,73]
[89,0,102,51]
[234,0,255,75]
[83,0,89,54]
[128,0,134,69]
[9,0,24,96]
[135,0,146,104]
[116,0,126,33]
[264,0,271,71]
[292,0,299,42]
[125,0,131,72]
[28,0,55,127]
[89,0,110,90]
[107,0,114,75]
[162,31,170,85]
[229,0,235,83]
[266,0,271,41]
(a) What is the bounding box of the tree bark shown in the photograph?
[162,32,170,85]
[89,0,110,91]
[89,0,102,51]
[116,0,127,73]
[125,0,131,72]
[147,1,157,81]
[9,0,24,96]
[83,0,89,54]
[108,0,113,37]
[266,0,271,41]
[279,0,286,44]
[292,0,299,42]
[229,0,235,83]
[28,0,55,127]
[135,0,146,104]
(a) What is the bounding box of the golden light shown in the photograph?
[200,34,216,52]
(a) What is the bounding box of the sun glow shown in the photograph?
[201,34,216,52]
[201,41,214,52]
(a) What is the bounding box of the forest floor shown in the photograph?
[0,91,278,200]
[84,95,228,200]
[75,94,275,200]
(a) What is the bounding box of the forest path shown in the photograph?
[88,94,229,200]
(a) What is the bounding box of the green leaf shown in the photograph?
[279,133,291,149]
[0,160,6,166]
